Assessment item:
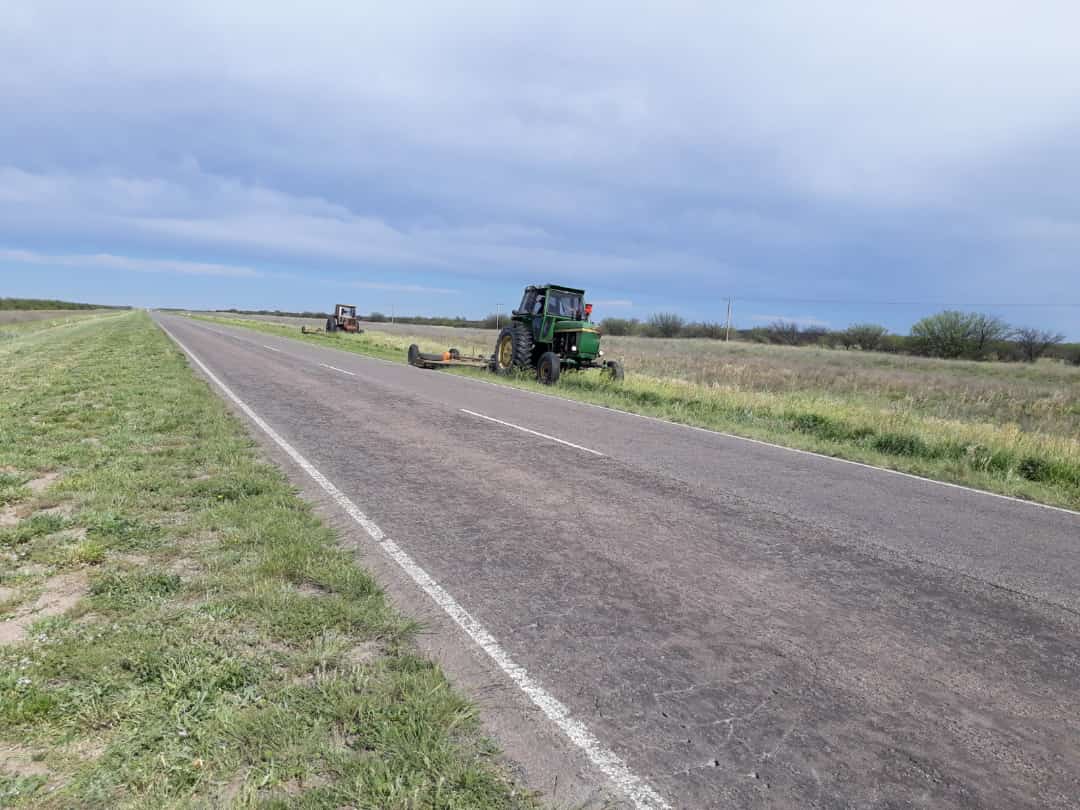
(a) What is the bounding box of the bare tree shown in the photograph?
[767,320,801,345]
[969,313,1011,356]
[1013,327,1065,363]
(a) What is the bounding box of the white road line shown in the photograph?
[179,315,1079,518]
[157,324,667,810]
[456,371,1080,518]
[319,362,356,376]
[262,344,281,352]
[461,409,605,456]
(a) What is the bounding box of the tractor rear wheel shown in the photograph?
[537,351,561,385]
[408,344,420,366]
[494,323,534,375]
[325,318,336,333]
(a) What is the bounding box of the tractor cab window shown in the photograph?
[546,290,583,319]
[517,288,539,316]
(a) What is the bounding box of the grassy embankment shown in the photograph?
[191,313,1080,511]
[0,312,533,808]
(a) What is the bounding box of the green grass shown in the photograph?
[0,312,534,808]
[191,314,1080,510]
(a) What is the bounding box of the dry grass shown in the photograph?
[0,310,111,325]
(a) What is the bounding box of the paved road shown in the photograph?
[156,314,1080,810]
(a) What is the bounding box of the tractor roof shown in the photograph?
[532,284,585,295]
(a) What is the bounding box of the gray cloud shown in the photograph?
[0,248,261,277]
[2,1,1079,330]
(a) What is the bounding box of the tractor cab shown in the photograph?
[514,285,594,345]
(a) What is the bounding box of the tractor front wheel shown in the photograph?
[537,352,561,385]
[494,323,534,375]
[604,360,624,381]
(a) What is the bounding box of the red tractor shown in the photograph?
[325,304,363,333]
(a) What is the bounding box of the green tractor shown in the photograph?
[493,284,624,385]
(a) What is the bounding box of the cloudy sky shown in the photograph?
[2,1,1079,335]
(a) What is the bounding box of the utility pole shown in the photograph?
[496,304,502,329]
[391,305,395,324]
[725,297,733,342]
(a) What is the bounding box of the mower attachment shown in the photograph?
[408,344,493,370]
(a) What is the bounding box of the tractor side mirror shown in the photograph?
[584,303,593,319]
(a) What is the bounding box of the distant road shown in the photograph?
[157,313,1080,810]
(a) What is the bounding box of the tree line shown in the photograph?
[0,297,128,311]
[597,310,1076,364]
[217,307,1076,365]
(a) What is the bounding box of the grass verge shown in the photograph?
[190,314,1080,511]
[0,312,534,808]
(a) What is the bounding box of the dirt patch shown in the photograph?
[0,506,17,526]
[168,557,202,578]
[0,586,18,604]
[294,582,328,597]
[27,472,61,494]
[60,738,106,762]
[36,502,75,518]
[343,641,382,667]
[47,527,87,543]
[0,571,89,646]
[115,553,150,567]
[15,563,49,577]
[0,743,50,778]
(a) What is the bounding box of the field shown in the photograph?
[0,310,114,335]
[196,312,1080,510]
[0,312,531,808]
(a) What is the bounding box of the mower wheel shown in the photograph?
[604,360,624,381]
[537,352,561,385]
[494,323,534,375]
[408,344,421,367]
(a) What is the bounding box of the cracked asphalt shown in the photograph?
[156,313,1080,810]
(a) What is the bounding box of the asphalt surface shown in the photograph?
[156,314,1080,810]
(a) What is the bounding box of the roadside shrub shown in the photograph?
[681,321,726,339]
[842,323,889,351]
[1018,456,1051,482]
[647,312,685,338]
[789,412,849,441]
[910,311,1010,359]
[600,317,641,336]
[873,432,929,457]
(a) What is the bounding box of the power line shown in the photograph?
[729,296,1080,309]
